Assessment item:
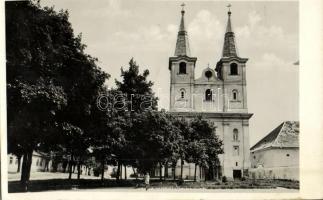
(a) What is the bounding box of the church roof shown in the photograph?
[250,121,299,152]
[222,10,238,57]
[174,8,191,56]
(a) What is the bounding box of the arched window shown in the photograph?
[180,88,185,99]
[232,90,238,100]
[205,89,212,101]
[179,62,186,74]
[233,129,239,141]
[230,63,238,75]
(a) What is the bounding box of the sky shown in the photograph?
[42,0,299,146]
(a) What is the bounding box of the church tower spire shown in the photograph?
[222,4,238,57]
[174,3,191,56]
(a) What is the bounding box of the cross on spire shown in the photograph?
[227,3,231,11]
[181,3,185,11]
[227,3,232,15]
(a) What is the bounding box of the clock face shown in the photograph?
[205,70,212,79]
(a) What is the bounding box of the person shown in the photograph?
[144,172,150,191]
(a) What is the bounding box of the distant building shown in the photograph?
[249,121,299,180]
[167,5,252,180]
[8,151,51,173]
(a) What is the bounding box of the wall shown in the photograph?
[250,148,299,180]
[8,153,49,173]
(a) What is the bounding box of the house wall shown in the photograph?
[250,148,299,180]
[8,153,50,173]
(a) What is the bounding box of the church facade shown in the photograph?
[168,6,253,180]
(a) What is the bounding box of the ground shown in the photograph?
[7,171,299,194]
[8,171,100,181]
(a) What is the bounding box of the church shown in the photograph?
[168,5,253,180]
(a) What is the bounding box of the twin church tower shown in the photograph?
[168,5,252,179]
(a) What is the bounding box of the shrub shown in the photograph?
[178,179,184,185]
[222,176,227,183]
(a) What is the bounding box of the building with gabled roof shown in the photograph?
[250,121,299,180]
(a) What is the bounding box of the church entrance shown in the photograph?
[233,170,242,180]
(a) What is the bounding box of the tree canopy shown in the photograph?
[6,1,108,188]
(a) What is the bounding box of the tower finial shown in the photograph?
[227,3,232,15]
[174,3,191,56]
[222,3,238,57]
[181,3,185,14]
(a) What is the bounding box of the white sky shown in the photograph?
[42,0,299,146]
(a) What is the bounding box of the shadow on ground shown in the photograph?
[8,179,299,193]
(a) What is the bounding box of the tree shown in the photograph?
[88,88,130,181]
[186,116,223,181]
[114,58,159,178]
[6,1,108,189]
[115,58,158,113]
[172,117,190,180]
[129,110,182,176]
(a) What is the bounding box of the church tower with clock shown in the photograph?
[169,4,253,180]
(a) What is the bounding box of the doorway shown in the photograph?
[233,170,242,179]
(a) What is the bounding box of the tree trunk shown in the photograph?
[132,167,137,180]
[20,149,33,191]
[199,166,202,181]
[77,161,81,180]
[68,154,73,180]
[101,159,105,181]
[159,162,162,180]
[216,166,219,180]
[116,163,120,181]
[164,161,168,180]
[17,155,21,173]
[194,164,197,182]
[180,159,183,180]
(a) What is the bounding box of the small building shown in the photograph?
[8,151,51,173]
[249,121,299,180]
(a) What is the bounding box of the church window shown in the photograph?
[230,63,238,75]
[205,89,212,101]
[9,157,13,164]
[233,146,239,156]
[233,129,239,141]
[232,90,238,100]
[179,62,186,74]
[286,154,290,157]
[205,70,212,79]
[236,162,238,166]
[36,159,39,166]
[180,88,185,99]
